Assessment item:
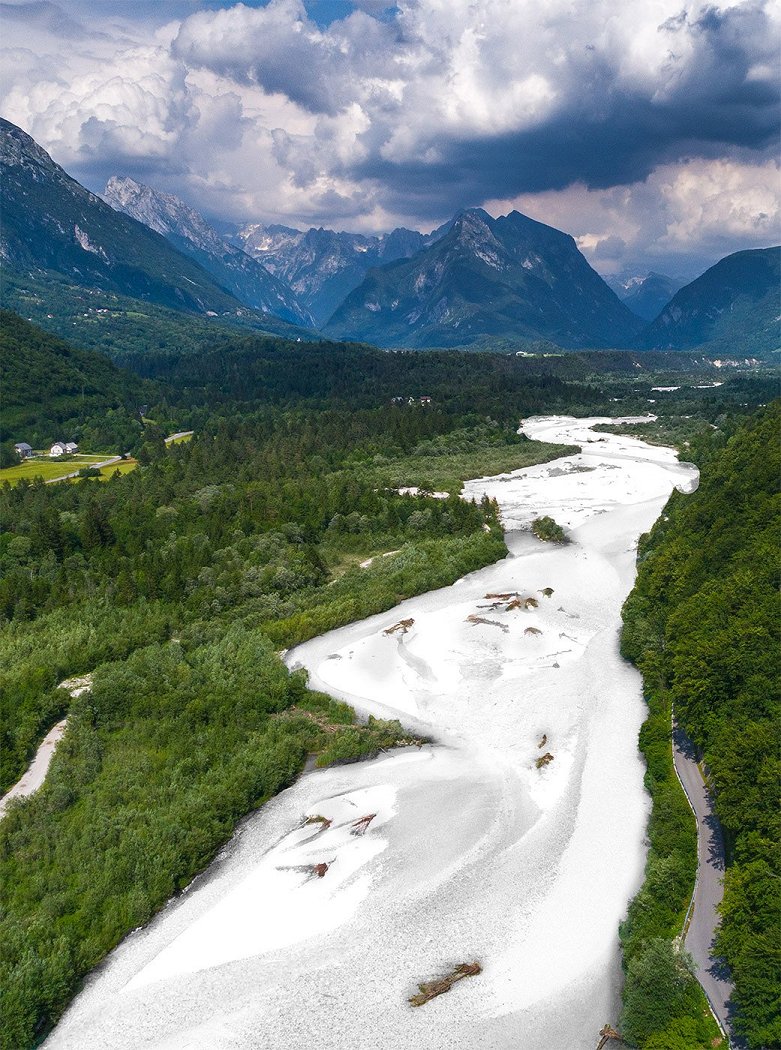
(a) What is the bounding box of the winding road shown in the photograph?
[673,722,743,1048]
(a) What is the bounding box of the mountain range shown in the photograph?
[323,208,643,349]
[606,272,688,322]
[0,118,243,317]
[102,177,312,327]
[233,221,449,326]
[1,117,777,357]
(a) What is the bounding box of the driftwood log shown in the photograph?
[596,1024,622,1049]
[409,962,482,1007]
[351,814,376,836]
[384,618,415,635]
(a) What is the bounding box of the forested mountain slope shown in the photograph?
[620,401,781,1048]
[1,270,313,360]
[0,312,150,453]
[640,247,780,356]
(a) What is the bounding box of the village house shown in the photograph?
[14,442,34,459]
[50,441,79,457]
[390,396,434,406]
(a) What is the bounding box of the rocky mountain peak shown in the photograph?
[324,206,643,349]
[1,117,55,172]
[103,176,225,257]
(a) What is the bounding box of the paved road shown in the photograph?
[164,430,194,444]
[672,720,744,1047]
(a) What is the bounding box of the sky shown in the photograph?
[1,0,779,277]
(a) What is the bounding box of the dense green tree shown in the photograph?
[620,401,781,1048]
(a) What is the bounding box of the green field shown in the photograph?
[0,454,111,485]
[164,431,193,445]
[95,459,138,481]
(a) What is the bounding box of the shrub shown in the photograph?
[531,515,568,543]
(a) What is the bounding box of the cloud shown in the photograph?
[592,235,628,260]
[488,156,781,275]
[348,0,780,216]
[2,42,196,179]
[0,0,778,272]
[173,0,399,116]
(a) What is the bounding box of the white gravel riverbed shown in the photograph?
[45,415,698,1050]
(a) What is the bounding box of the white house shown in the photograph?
[50,441,78,457]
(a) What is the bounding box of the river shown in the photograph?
[45,416,698,1050]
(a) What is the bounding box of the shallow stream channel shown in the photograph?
[46,416,698,1050]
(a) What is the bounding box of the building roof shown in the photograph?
[14,442,32,451]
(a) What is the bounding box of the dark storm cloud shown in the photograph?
[343,2,780,220]
[358,92,778,222]
[2,0,778,272]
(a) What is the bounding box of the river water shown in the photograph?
[46,416,698,1050]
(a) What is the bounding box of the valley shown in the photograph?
[0,59,778,1050]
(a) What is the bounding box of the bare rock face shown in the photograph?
[103,176,313,326]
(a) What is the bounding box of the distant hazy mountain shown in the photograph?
[0,118,246,316]
[323,208,643,349]
[640,247,781,354]
[606,271,686,321]
[103,177,312,327]
[234,221,449,326]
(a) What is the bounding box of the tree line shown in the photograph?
[619,401,780,1049]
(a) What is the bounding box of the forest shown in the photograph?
[0,312,154,459]
[619,402,780,1049]
[0,315,586,1045]
[1,308,778,1048]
